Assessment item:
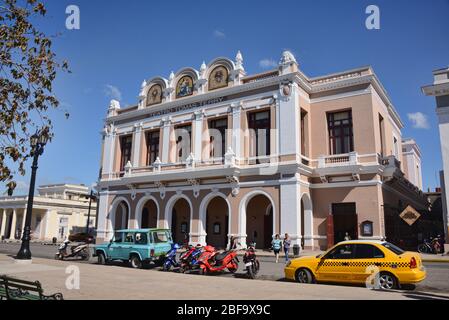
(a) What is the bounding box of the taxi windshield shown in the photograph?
[382,242,405,255]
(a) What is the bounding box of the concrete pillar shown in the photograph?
[9,209,17,240]
[193,110,204,162]
[102,126,117,179]
[230,102,242,160]
[0,209,6,238]
[96,191,112,243]
[161,117,172,163]
[277,83,301,161]
[422,68,449,244]
[132,123,143,167]
[280,176,301,246]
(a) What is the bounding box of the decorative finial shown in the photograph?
[280,50,297,66]
[236,50,243,62]
[109,99,120,110]
[200,61,207,79]
[141,79,147,89]
[235,50,244,72]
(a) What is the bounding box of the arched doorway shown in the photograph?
[170,198,191,245]
[141,200,158,228]
[205,197,229,249]
[114,201,129,230]
[245,194,273,249]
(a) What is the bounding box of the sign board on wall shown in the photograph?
[399,205,421,226]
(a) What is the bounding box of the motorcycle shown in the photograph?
[179,244,203,273]
[197,245,239,275]
[161,243,181,271]
[243,242,260,279]
[417,237,441,254]
[55,239,90,261]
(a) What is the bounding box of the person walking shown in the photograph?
[228,236,238,250]
[271,234,282,263]
[344,232,351,241]
[283,233,291,263]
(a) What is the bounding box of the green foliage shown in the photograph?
[0,0,69,195]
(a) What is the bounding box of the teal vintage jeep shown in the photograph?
[94,228,173,268]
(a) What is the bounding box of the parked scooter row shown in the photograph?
[161,242,260,279]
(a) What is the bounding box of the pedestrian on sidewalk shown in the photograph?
[272,234,282,263]
[283,233,291,263]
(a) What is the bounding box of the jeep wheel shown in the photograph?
[130,255,143,269]
[97,252,107,265]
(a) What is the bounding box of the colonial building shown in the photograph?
[422,67,449,244]
[0,184,97,241]
[97,51,428,250]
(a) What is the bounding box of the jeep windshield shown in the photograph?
[152,231,172,243]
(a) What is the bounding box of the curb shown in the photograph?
[422,259,449,263]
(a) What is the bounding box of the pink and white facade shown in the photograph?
[96,51,428,250]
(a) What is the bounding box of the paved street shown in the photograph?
[1,242,449,298]
[1,253,449,300]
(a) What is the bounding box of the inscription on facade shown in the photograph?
[147,96,227,118]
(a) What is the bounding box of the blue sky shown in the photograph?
[5,0,449,194]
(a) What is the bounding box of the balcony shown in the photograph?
[379,155,401,169]
[317,152,358,168]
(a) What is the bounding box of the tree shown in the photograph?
[0,0,69,195]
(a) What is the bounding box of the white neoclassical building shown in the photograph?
[96,50,428,250]
[0,184,97,241]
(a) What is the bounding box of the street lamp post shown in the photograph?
[85,189,96,235]
[16,129,48,260]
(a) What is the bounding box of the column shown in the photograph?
[0,209,7,239]
[230,102,242,160]
[43,209,51,240]
[278,83,301,161]
[193,110,204,162]
[96,191,111,243]
[161,117,172,163]
[132,123,143,167]
[280,175,302,246]
[9,209,17,240]
[102,124,117,178]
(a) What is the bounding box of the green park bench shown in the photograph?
[0,275,63,300]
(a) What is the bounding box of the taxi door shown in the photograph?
[315,243,355,283]
[350,244,385,284]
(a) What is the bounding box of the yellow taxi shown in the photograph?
[284,240,426,290]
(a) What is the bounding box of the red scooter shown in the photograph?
[198,245,239,275]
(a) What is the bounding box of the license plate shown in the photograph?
[245,262,252,267]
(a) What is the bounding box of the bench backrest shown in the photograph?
[0,275,43,300]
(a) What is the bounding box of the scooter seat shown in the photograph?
[214,251,229,262]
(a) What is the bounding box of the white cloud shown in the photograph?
[259,58,277,69]
[407,112,430,129]
[104,84,122,101]
[213,29,226,38]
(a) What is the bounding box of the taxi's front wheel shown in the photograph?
[296,268,314,284]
